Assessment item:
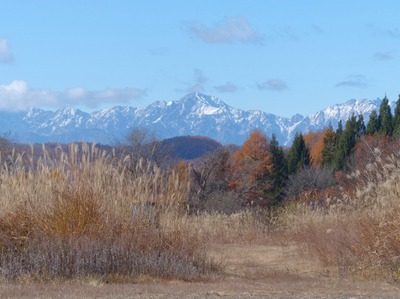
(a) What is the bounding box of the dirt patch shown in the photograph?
[1,244,399,298]
[208,243,321,278]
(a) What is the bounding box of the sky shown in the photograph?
[0,0,400,117]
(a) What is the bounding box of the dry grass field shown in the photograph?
[1,243,399,298]
[0,143,399,298]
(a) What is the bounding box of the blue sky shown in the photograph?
[0,1,399,117]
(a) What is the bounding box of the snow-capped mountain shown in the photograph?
[0,93,388,146]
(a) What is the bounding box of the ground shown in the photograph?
[1,244,399,298]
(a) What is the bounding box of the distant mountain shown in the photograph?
[0,93,387,146]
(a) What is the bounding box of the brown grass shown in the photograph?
[284,147,400,280]
[175,209,279,244]
[1,141,400,287]
[2,243,400,298]
[0,143,216,281]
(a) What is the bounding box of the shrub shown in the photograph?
[285,166,336,199]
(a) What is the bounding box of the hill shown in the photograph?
[160,136,222,161]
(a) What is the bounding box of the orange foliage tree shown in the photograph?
[229,129,272,204]
[303,129,327,167]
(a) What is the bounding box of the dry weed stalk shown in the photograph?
[0,143,218,281]
[285,145,400,279]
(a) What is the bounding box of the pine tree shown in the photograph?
[366,110,379,135]
[333,114,358,170]
[378,96,393,136]
[357,114,366,137]
[336,120,343,139]
[286,133,311,175]
[393,95,400,137]
[267,134,288,205]
[321,126,337,168]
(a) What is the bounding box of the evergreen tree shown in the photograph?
[286,133,311,175]
[356,114,366,137]
[333,114,358,170]
[393,95,400,137]
[336,120,343,139]
[366,110,379,135]
[378,96,393,136]
[321,126,337,168]
[267,134,288,205]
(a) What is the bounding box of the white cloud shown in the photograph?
[186,16,263,44]
[147,47,169,56]
[335,75,368,88]
[0,39,14,64]
[275,26,299,41]
[367,24,400,39]
[0,81,57,110]
[385,27,400,39]
[176,69,209,94]
[257,79,288,91]
[311,24,323,34]
[66,87,87,99]
[74,88,146,108]
[214,82,238,93]
[0,80,147,111]
[374,51,395,61]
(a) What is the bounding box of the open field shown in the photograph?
[4,2,400,297]
[1,243,399,299]
[0,143,399,298]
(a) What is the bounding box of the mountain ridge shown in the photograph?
[0,93,387,146]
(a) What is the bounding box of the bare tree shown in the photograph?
[120,128,171,169]
[285,166,335,199]
[0,133,12,154]
[189,147,241,214]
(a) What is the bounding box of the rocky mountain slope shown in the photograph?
[0,93,385,145]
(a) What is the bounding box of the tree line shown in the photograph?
[189,94,400,211]
[320,95,400,170]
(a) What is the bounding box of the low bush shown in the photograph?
[285,166,335,198]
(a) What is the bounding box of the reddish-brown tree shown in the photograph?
[304,129,328,167]
[229,129,272,204]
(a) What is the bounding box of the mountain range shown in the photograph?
[0,93,386,146]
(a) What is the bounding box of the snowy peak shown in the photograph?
[177,93,229,116]
[0,93,388,146]
[180,93,226,108]
[322,98,380,119]
[46,108,89,129]
[308,98,382,128]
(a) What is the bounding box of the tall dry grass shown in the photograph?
[0,143,216,281]
[284,147,400,279]
[161,209,278,245]
[6,140,398,283]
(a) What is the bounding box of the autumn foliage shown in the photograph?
[229,129,272,204]
[303,129,329,167]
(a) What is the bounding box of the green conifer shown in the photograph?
[357,114,366,137]
[287,133,311,175]
[393,95,400,137]
[333,114,358,170]
[321,126,337,168]
[378,96,393,136]
[267,134,288,205]
[366,110,379,135]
